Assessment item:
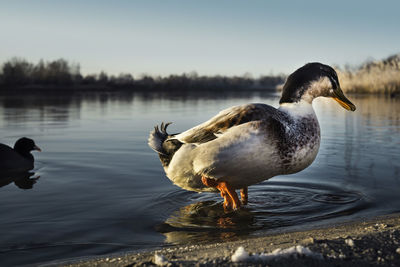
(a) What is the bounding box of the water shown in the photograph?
[0,91,399,265]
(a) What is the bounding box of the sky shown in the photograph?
[0,0,399,77]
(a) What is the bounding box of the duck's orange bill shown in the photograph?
[332,88,356,111]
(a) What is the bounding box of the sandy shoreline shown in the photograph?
[42,213,400,266]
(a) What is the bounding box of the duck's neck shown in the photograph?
[14,148,34,162]
[278,100,316,119]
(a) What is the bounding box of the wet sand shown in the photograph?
[45,213,400,266]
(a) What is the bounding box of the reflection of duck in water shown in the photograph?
[157,201,256,244]
[0,137,41,175]
[149,63,356,210]
[0,172,40,189]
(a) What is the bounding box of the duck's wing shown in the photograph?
[172,103,277,144]
[0,144,16,159]
[0,144,32,173]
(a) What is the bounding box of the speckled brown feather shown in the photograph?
[174,104,278,144]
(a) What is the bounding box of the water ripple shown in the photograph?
[157,181,369,244]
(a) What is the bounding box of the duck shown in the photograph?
[0,137,41,175]
[148,63,356,210]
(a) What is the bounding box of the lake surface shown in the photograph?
[0,91,399,266]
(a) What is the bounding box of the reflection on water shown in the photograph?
[0,91,277,125]
[158,201,255,244]
[158,181,367,245]
[0,91,399,266]
[0,172,40,190]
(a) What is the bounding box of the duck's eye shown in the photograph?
[328,77,338,89]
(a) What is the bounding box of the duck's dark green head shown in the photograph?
[280,62,356,111]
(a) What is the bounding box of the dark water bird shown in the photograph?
[0,137,41,174]
[148,63,356,210]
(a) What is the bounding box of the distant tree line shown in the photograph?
[0,58,285,92]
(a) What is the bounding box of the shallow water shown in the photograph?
[0,91,399,265]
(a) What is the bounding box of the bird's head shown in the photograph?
[279,62,356,111]
[14,137,41,155]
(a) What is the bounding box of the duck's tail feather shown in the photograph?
[148,122,184,168]
[148,122,172,155]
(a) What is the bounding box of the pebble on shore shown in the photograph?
[345,238,355,247]
[154,253,169,266]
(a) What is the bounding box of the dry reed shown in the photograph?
[336,54,400,95]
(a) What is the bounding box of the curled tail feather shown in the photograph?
[148,122,183,167]
[148,122,172,155]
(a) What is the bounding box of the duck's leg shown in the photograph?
[216,181,241,210]
[201,176,241,210]
[240,187,248,205]
[202,176,232,208]
[219,189,233,210]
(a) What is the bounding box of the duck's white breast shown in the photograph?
[278,102,321,174]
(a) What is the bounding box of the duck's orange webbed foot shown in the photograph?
[201,176,241,210]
